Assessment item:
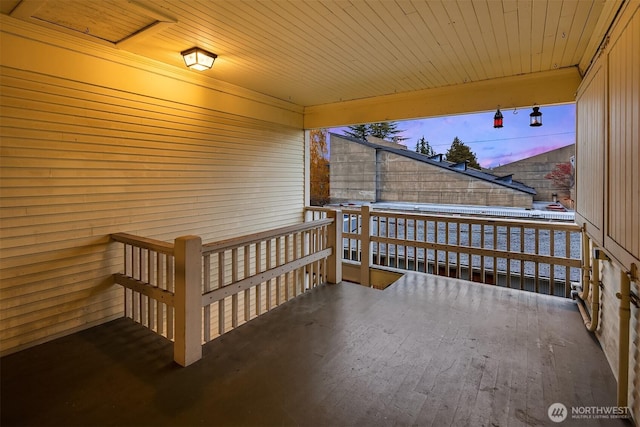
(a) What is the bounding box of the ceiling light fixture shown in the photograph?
[181,47,217,71]
[493,108,503,128]
[529,105,543,127]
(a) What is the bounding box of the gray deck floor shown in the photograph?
[1,273,630,426]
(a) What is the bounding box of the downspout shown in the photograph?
[615,265,634,409]
[577,246,608,332]
[579,229,591,301]
[576,230,601,331]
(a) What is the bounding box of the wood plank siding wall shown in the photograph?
[575,62,605,243]
[576,3,639,269]
[0,16,305,355]
[606,8,640,267]
[576,3,639,422]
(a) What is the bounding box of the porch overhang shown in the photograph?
[304,67,581,129]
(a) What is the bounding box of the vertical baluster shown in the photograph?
[445,220,450,277]
[293,233,300,296]
[266,239,272,308]
[534,228,540,293]
[435,220,440,276]
[480,224,485,283]
[384,215,389,267]
[255,241,262,316]
[132,247,139,322]
[276,237,282,304]
[166,255,174,340]
[232,248,239,328]
[218,251,226,335]
[148,250,155,331]
[381,216,386,267]
[285,234,291,301]
[412,219,417,271]
[244,245,251,321]
[456,222,461,278]
[403,218,408,270]
[493,226,498,285]
[372,216,377,267]
[157,252,164,336]
[520,226,525,290]
[314,227,321,286]
[307,229,312,289]
[394,216,399,268]
[506,226,512,288]
[322,223,328,283]
[565,231,571,297]
[354,213,360,263]
[550,230,556,296]
[124,245,131,318]
[416,220,427,273]
[138,248,146,325]
[203,254,211,342]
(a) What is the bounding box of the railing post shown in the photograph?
[360,205,371,287]
[174,235,202,367]
[327,209,343,284]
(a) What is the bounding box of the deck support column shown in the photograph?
[174,235,203,367]
[327,209,343,284]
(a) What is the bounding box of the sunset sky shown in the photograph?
[329,103,575,169]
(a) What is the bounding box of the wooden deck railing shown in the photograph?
[111,233,176,341]
[200,215,340,343]
[306,205,582,297]
[111,215,341,366]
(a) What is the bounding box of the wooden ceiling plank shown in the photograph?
[503,6,522,75]
[452,1,494,81]
[345,1,419,93]
[305,1,393,98]
[357,1,430,92]
[561,0,594,67]
[470,0,503,78]
[283,1,378,94]
[320,1,411,95]
[578,0,622,73]
[539,0,563,71]
[517,0,533,73]
[412,1,467,85]
[487,0,512,76]
[549,0,579,70]
[9,0,45,18]
[376,0,436,89]
[400,0,452,87]
[441,1,485,83]
[530,0,547,73]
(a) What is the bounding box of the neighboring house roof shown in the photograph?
[330,133,537,195]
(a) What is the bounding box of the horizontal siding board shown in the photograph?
[0,45,304,355]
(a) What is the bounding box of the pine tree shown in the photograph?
[343,124,369,140]
[369,122,407,141]
[415,136,435,156]
[343,122,407,142]
[445,136,481,169]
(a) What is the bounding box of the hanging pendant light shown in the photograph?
[529,105,543,127]
[493,108,503,128]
